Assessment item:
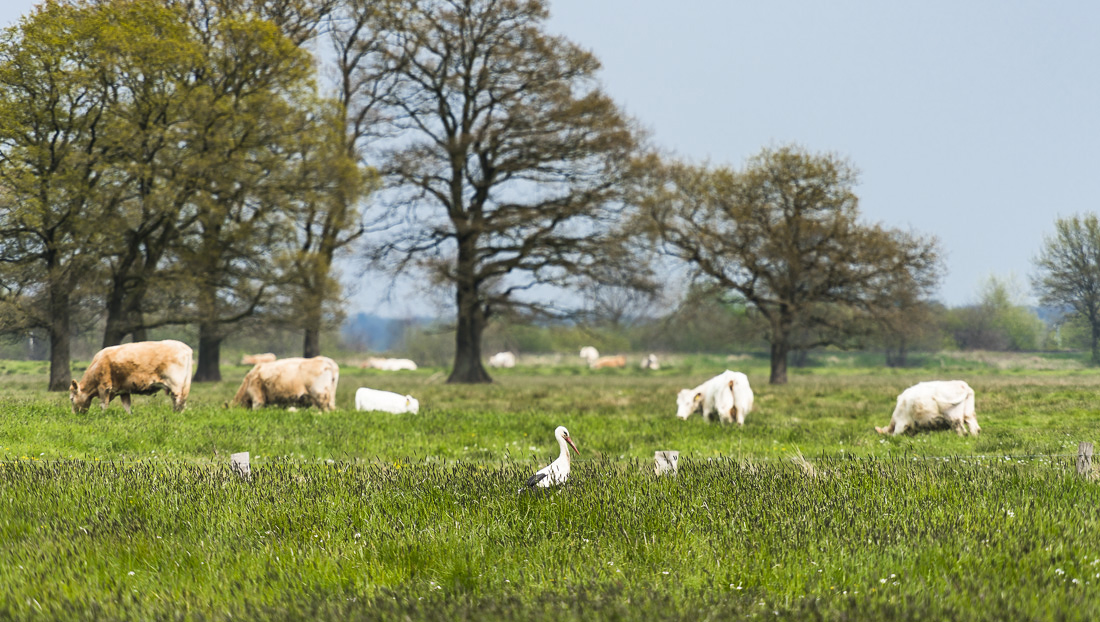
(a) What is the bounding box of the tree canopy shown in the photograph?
[359,0,646,382]
[642,146,943,384]
[1033,213,1100,364]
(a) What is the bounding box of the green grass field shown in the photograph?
[3,353,1100,620]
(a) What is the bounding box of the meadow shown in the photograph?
[2,352,1100,620]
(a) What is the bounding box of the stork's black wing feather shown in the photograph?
[526,472,547,488]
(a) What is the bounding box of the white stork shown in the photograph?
[523,426,579,490]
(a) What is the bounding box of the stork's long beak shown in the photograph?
[565,435,579,455]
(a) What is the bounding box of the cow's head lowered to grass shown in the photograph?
[675,389,703,419]
[69,380,94,414]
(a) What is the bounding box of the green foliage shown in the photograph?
[1034,213,1100,364]
[642,146,943,384]
[946,276,1044,351]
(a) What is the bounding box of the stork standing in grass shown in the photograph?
[524,426,579,490]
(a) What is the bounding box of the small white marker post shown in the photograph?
[230,451,251,480]
[654,450,679,476]
[1078,442,1093,479]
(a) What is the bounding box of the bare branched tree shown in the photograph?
[355,0,645,382]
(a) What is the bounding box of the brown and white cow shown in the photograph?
[231,356,339,411]
[69,340,193,414]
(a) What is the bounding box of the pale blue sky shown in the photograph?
[3,1,1096,312]
[547,1,1100,307]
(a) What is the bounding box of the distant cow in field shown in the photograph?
[240,353,276,366]
[876,380,979,436]
[231,356,339,411]
[590,355,626,369]
[355,387,420,414]
[675,370,754,425]
[488,351,517,368]
[579,346,599,365]
[70,340,193,414]
[640,354,660,370]
[361,357,418,371]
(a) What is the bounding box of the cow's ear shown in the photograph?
[693,392,702,404]
[69,380,78,392]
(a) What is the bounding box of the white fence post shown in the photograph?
[1078,442,1093,478]
[655,450,679,476]
[230,451,251,480]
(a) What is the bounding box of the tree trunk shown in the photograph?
[193,322,223,382]
[303,289,322,358]
[768,310,792,385]
[47,271,72,392]
[769,338,789,385]
[447,263,492,383]
[449,305,491,383]
[303,324,321,359]
[102,284,128,347]
[886,335,909,368]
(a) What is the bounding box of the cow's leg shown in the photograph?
[119,393,132,415]
[250,388,264,410]
[952,419,966,436]
[166,388,185,412]
[99,388,111,411]
[966,416,981,436]
[735,408,745,426]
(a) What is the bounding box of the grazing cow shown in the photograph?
[640,354,660,370]
[488,351,517,368]
[675,370,754,425]
[355,387,420,414]
[590,355,627,369]
[876,380,979,436]
[70,340,192,414]
[231,356,339,411]
[240,353,276,366]
[362,357,418,371]
[579,346,599,365]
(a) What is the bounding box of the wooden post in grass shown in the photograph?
[230,451,251,480]
[1077,442,1093,478]
[655,450,679,476]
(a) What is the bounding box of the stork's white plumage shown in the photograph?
[524,426,579,489]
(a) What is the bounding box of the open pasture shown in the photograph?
[3,354,1100,620]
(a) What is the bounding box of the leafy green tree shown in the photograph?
[357,0,643,383]
[947,276,1043,352]
[1033,214,1100,364]
[0,1,117,390]
[88,0,206,347]
[643,146,942,384]
[180,8,321,381]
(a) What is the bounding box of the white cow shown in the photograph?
[876,380,979,436]
[675,370,754,425]
[363,357,418,371]
[355,387,420,414]
[488,351,517,368]
[640,354,660,370]
[579,346,599,365]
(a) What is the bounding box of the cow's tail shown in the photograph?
[178,349,194,411]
